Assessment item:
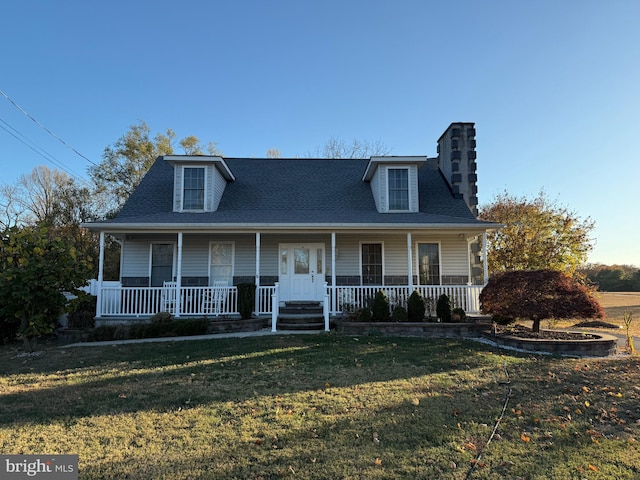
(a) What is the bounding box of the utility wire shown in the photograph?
[0,87,98,167]
[0,118,90,186]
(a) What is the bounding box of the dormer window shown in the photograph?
[388,168,409,210]
[362,156,424,213]
[183,167,205,210]
[165,155,234,213]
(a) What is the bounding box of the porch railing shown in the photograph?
[96,284,483,317]
[331,285,483,315]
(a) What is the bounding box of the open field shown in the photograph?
[1,334,639,479]
[538,292,640,337]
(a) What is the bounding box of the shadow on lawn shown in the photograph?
[0,335,516,427]
[77,356,640,479]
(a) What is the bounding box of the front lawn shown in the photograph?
[1,335,639,479]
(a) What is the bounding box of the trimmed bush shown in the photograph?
[150,311,173,323]
[392,306,408,322]
[436,294,452,322]
[352,308,372,322]
[372,290,390,322]
[407,290,426,322]
[94,318,209,341]
[237,283,256,319]
[451,307,467,323]
[67,293,97,329]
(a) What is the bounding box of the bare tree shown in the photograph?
[266,148,282,158]
[308,136,392,158]
[0,184,22,229]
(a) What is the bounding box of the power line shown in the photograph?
[0,87,99,167]
[0,117,90,186]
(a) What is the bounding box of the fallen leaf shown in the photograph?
[466,442,477,451]
[521,433,531,443]
[588,464,598,472]
[584,401,590,407]
[374,458,382,466]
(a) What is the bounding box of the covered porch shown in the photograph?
[92,228,490,330]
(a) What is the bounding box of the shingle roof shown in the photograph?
[100,156,492,228]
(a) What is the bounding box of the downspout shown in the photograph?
[255,232,261,315]
[483,232,489,285]
[407,232,413,292]
[175,232,183,318]
[331,232,336,314]
[96,231,105,318]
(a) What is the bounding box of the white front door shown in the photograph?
[279,243,325,301]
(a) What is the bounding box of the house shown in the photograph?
[85,122,501,330]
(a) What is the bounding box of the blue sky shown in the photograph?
[1,0,638,266]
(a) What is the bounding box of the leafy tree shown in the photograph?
[479,191,595,276]
[479,269,604,333]
[88,121,175,217]
[580,263,640,292]
[89,121,222,218]
[0,226,93,350]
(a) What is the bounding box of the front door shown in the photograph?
[279,243,325,301]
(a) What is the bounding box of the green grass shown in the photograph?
[1,334,639,479]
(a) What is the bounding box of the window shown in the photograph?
[183,167,205,210]
[150,244,174,287]
[418,243,440,285]
[361,243,383,285]
[388,168,409,210]
[210,242,234,285]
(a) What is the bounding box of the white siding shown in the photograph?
[408,165,419,212]
[121,241,150,277]
[181,237,210,277]
[120,233,470,283]
[205,165,215,211]
[439,237,469,276]
[211,166,227,211]
[173,167,183,211]
[370,167,383,212]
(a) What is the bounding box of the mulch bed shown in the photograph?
[496,324,599,340]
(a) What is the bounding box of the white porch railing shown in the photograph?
[96,284,482,317]
[331,285,483,315]
[257,285,277,315]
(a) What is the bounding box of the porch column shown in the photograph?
[96,231,105,318]
[331,232,336,313]
[175,232,183,318]
[406,232,413,291]
[467,238,473,286]
[255,232,261,315]
[482,232,489,285]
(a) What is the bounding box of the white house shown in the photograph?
[85,123,501,330]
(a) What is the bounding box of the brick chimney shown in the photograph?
[437,122,478,216]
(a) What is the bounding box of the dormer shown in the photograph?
[164,156,235,213]
[362,156,426,213]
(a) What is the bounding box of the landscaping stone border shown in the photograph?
[334,320,618,357]
[482,330,618,357]
[334,320,485,338]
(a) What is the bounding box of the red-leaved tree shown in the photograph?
[479,269,604,333]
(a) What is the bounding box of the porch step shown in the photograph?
[278,301,324,330]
